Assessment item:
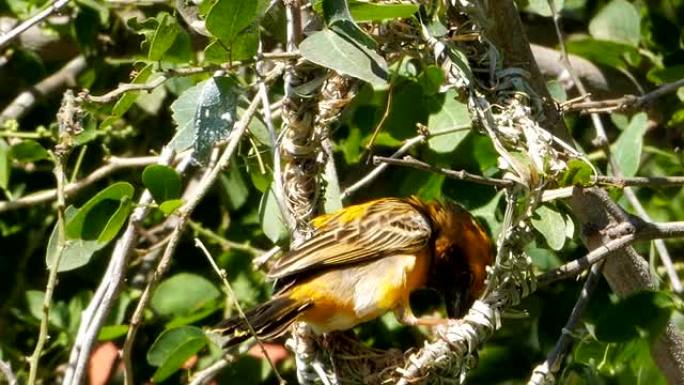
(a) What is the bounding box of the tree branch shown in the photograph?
[528,262,604,385]
[0,155,157,213]
[563,78,684,114]
[341,134,426,200]
[120,68,280,383]
[0,0,70,50]
[373,155,514,188]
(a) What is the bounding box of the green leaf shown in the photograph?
[151,273,221,318]
[159,199,183,216]
[612,112,648,177]
[147,326,208,382]
[10,140,49,162]
[259,186,288,243]
[195,76,240,162]
[559,159,594,187]
[110,64,154,118]
[566,38,640,70]
[163,27,193,64]
[142,165,181,203]
[0,139,9,190]
[25,290,68,329]
[427,91,471,153]
[348,1,418,22]
[595,291,675,342]
[527,246,561,269]
[203,39,229,65]
[148,12,180,61]
[546,79,567,103]
[299,29,388,87]
[46,206,99,272]
[647,65,684,85]
[231,25,259,61]
[206,0,257,43]
[165,303,221,329]
[65,182,134,242]
[98,324,129,341]
[523,0,564,17]
[417,65,445,96]
[170,81,204,151]
[322,0,377,49]
[220,161,249,211]
[531,204,566,251]
[588,0,640,47]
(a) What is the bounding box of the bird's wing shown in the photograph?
[267,198,432,280]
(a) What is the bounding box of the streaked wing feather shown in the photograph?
[267,199,431,279]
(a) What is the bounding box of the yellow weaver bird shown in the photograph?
[215,197,493,346]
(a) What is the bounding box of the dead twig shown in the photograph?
[373,155,514,188]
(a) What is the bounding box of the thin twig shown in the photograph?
[0,0,71,49]
[562,79,684,114]
[189,220,265,256]
[61,148,178,385]
[373,155,514,187]
[194,238,285,384]
[0,155,157,213]
[547,1,683,294]
[341,134,426,200]
[537,220,684,286]
[528,262,603,384]
[257,52,294,232]
[27,144,71,385]
[596,174,684,188]
[120,70,280,384]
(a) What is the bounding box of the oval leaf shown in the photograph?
[46,206,107,272]
[427,91,471,153]
[258,186,288,243]
[611,112,648,177]
[531,205,566,251]
[206,0,257,43]
[148,12,180,61]
[299,29,388,87]
[65,182,134,241]
[151,273,221,318]
[589,0,640,47]
[147,326,208,382]
[10,140,49,162]
[142,165,181,203]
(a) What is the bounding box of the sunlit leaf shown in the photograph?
[206,0,257,43]
[612,112,648,177]
[10,140,49,162]
[258,186,288,243]
[531,204,566,251]
[147,326,208,382]
[427,91,471,153]
[589,0,640,47]
[148,12,180,61]
[142,165,182,203]
[299,29,388,87]
[151,273,221,318]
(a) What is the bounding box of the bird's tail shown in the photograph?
[212,296,312,348]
